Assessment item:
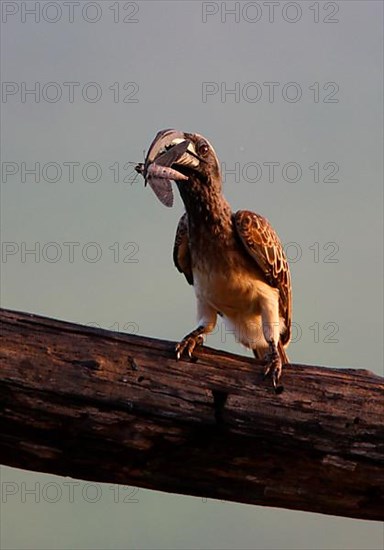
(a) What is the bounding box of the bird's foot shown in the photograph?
[263,340,283,393]
[175,328,205,360]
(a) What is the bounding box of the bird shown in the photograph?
[136,129,292,391]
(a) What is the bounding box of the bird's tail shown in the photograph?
[278,341,289,365]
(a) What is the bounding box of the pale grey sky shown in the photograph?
[1,1,383,549]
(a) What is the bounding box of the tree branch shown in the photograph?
[0,308,383,521]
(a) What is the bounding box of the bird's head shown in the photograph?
[137,129,222,207]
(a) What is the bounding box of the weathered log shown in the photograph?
[0,308,383,520]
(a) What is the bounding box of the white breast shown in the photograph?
[193,259,281,350]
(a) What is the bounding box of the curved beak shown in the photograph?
[137,129,200,207]
[144,129,200,178]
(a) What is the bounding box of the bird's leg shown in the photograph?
[176,303,217,360]
[175,325,206,360]
[263,339,283,390]
[260,298,283,391]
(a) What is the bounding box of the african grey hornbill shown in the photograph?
[136,129,292,390]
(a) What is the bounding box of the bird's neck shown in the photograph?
[177,177,233,239]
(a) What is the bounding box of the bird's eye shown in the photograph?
[198,142,209,157]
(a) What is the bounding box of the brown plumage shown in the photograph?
[234,211,292,347]
[139,129,292,390]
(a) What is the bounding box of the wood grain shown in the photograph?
[1,308,383,520]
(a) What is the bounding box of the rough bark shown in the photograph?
[0,308,383,521]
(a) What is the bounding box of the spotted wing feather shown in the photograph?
[234,210,292,345]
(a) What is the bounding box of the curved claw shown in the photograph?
[175,334,204,361]
[263,341,284,393]
[263,361,283,393]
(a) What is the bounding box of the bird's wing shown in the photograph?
[173,213,193,285]
[234,210,292,344]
